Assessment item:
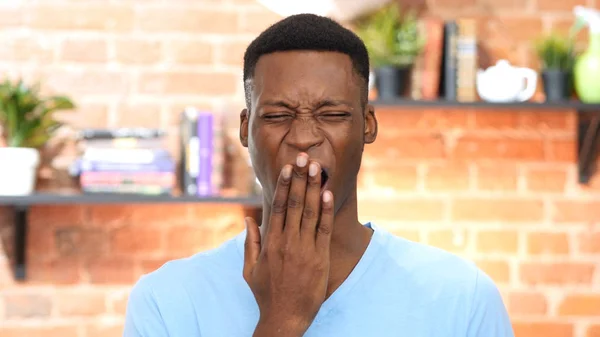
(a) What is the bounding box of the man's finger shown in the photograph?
[268,164,292,236]
[284,153,309,235]
[243,217,261,282]
[315,190,334,252]
[300,160,322,241]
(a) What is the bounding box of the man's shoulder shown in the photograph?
[133,232,244,293]
[375,225,486,294]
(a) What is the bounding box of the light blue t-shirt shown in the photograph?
[123,223,514,337]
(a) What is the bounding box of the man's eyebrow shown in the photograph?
[260,99,353,109]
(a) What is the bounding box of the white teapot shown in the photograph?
[476,60,538,103]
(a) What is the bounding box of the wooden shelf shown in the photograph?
[371,98,600,111]
[2,193,263,282]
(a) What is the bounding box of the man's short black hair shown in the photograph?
[242,13,370,109]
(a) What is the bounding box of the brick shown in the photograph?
[137,8,238,33]
[519,111,574,132]
[558,295,600,316]
[512,322,573,337]
[527,232,570,255]
[536,0,586,11]
[166,226,216,254]
[508,291,548,315]
[432,0,477,7]
[358,164,418,192]
[474,259,511,284]
[358,199,445,222]
[3,293,52,318]
[476,163,518,191]
[424,162,470,191]
[364,134,445,160]
[476,230,519,254]
[454,136,545,161]
[27,257,82,284]
[29,4,134,31]
[54,227,109,258]
[43,69,130,95]
[130,204,192,225]
[115,38,162,65]
[63,102,110,128]
[520,262,595,285]
[138,71,237,95]
[578,231,600,254]
[0,325,79,337]
[478,16,544,43]
[547,139,576,163]
[452,198,544,222]
[553,200,600,223]
[165,101,214,127]
[551,19,589,44]
[115,102,162,128]
[215,40,250,66]
[524,167,568,192]
[59,38,108,63]
[110,226,164,255]
[166,39,214,65]
[0,6,24,28]
[373,108,469,133]
[426,229,469,253]
[238,9,282,34]
[587,325,600,337]
[29,205,86,228]
[138,258,172,275]
[0,35,55,63]
[472,110,520,129]
[108,290,130,315]
[56,289,107,317]
[85,322,125,337]
[87,258,136,284]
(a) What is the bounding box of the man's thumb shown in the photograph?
[243,217,260,277]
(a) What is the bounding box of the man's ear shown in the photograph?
[364,104,377,144]
[240,108,249,148]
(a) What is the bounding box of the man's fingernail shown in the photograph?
[296,154,307,167]
[309,163,318,177]
[282,165,292,179]
[322,191,332,203]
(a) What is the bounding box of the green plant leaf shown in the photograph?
[0,78,75,148]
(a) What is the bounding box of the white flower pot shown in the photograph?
[0,147,40,196]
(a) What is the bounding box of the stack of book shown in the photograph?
[71,128,176,195]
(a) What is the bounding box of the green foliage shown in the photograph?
[534,33,577,71]
[0,78,75,148]
[354,3,424,68]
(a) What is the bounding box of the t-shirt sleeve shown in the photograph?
[123,276,170,337]
[466,269,514,337]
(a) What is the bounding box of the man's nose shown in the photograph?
[285,118,324,151]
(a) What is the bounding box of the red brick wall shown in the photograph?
[1,1,599,337]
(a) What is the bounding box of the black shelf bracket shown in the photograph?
[578,113,600,184]
[13,205,28,281]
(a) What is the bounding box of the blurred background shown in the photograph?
[0,0,599,336]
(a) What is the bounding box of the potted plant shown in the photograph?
[354,3,423,100]
[0,78,75,196]
[534,33,577,102]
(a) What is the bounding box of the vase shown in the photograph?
[542,70,572,102]
[374,66,410,100]
[0,147,40,196]
[574,32,600,103]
